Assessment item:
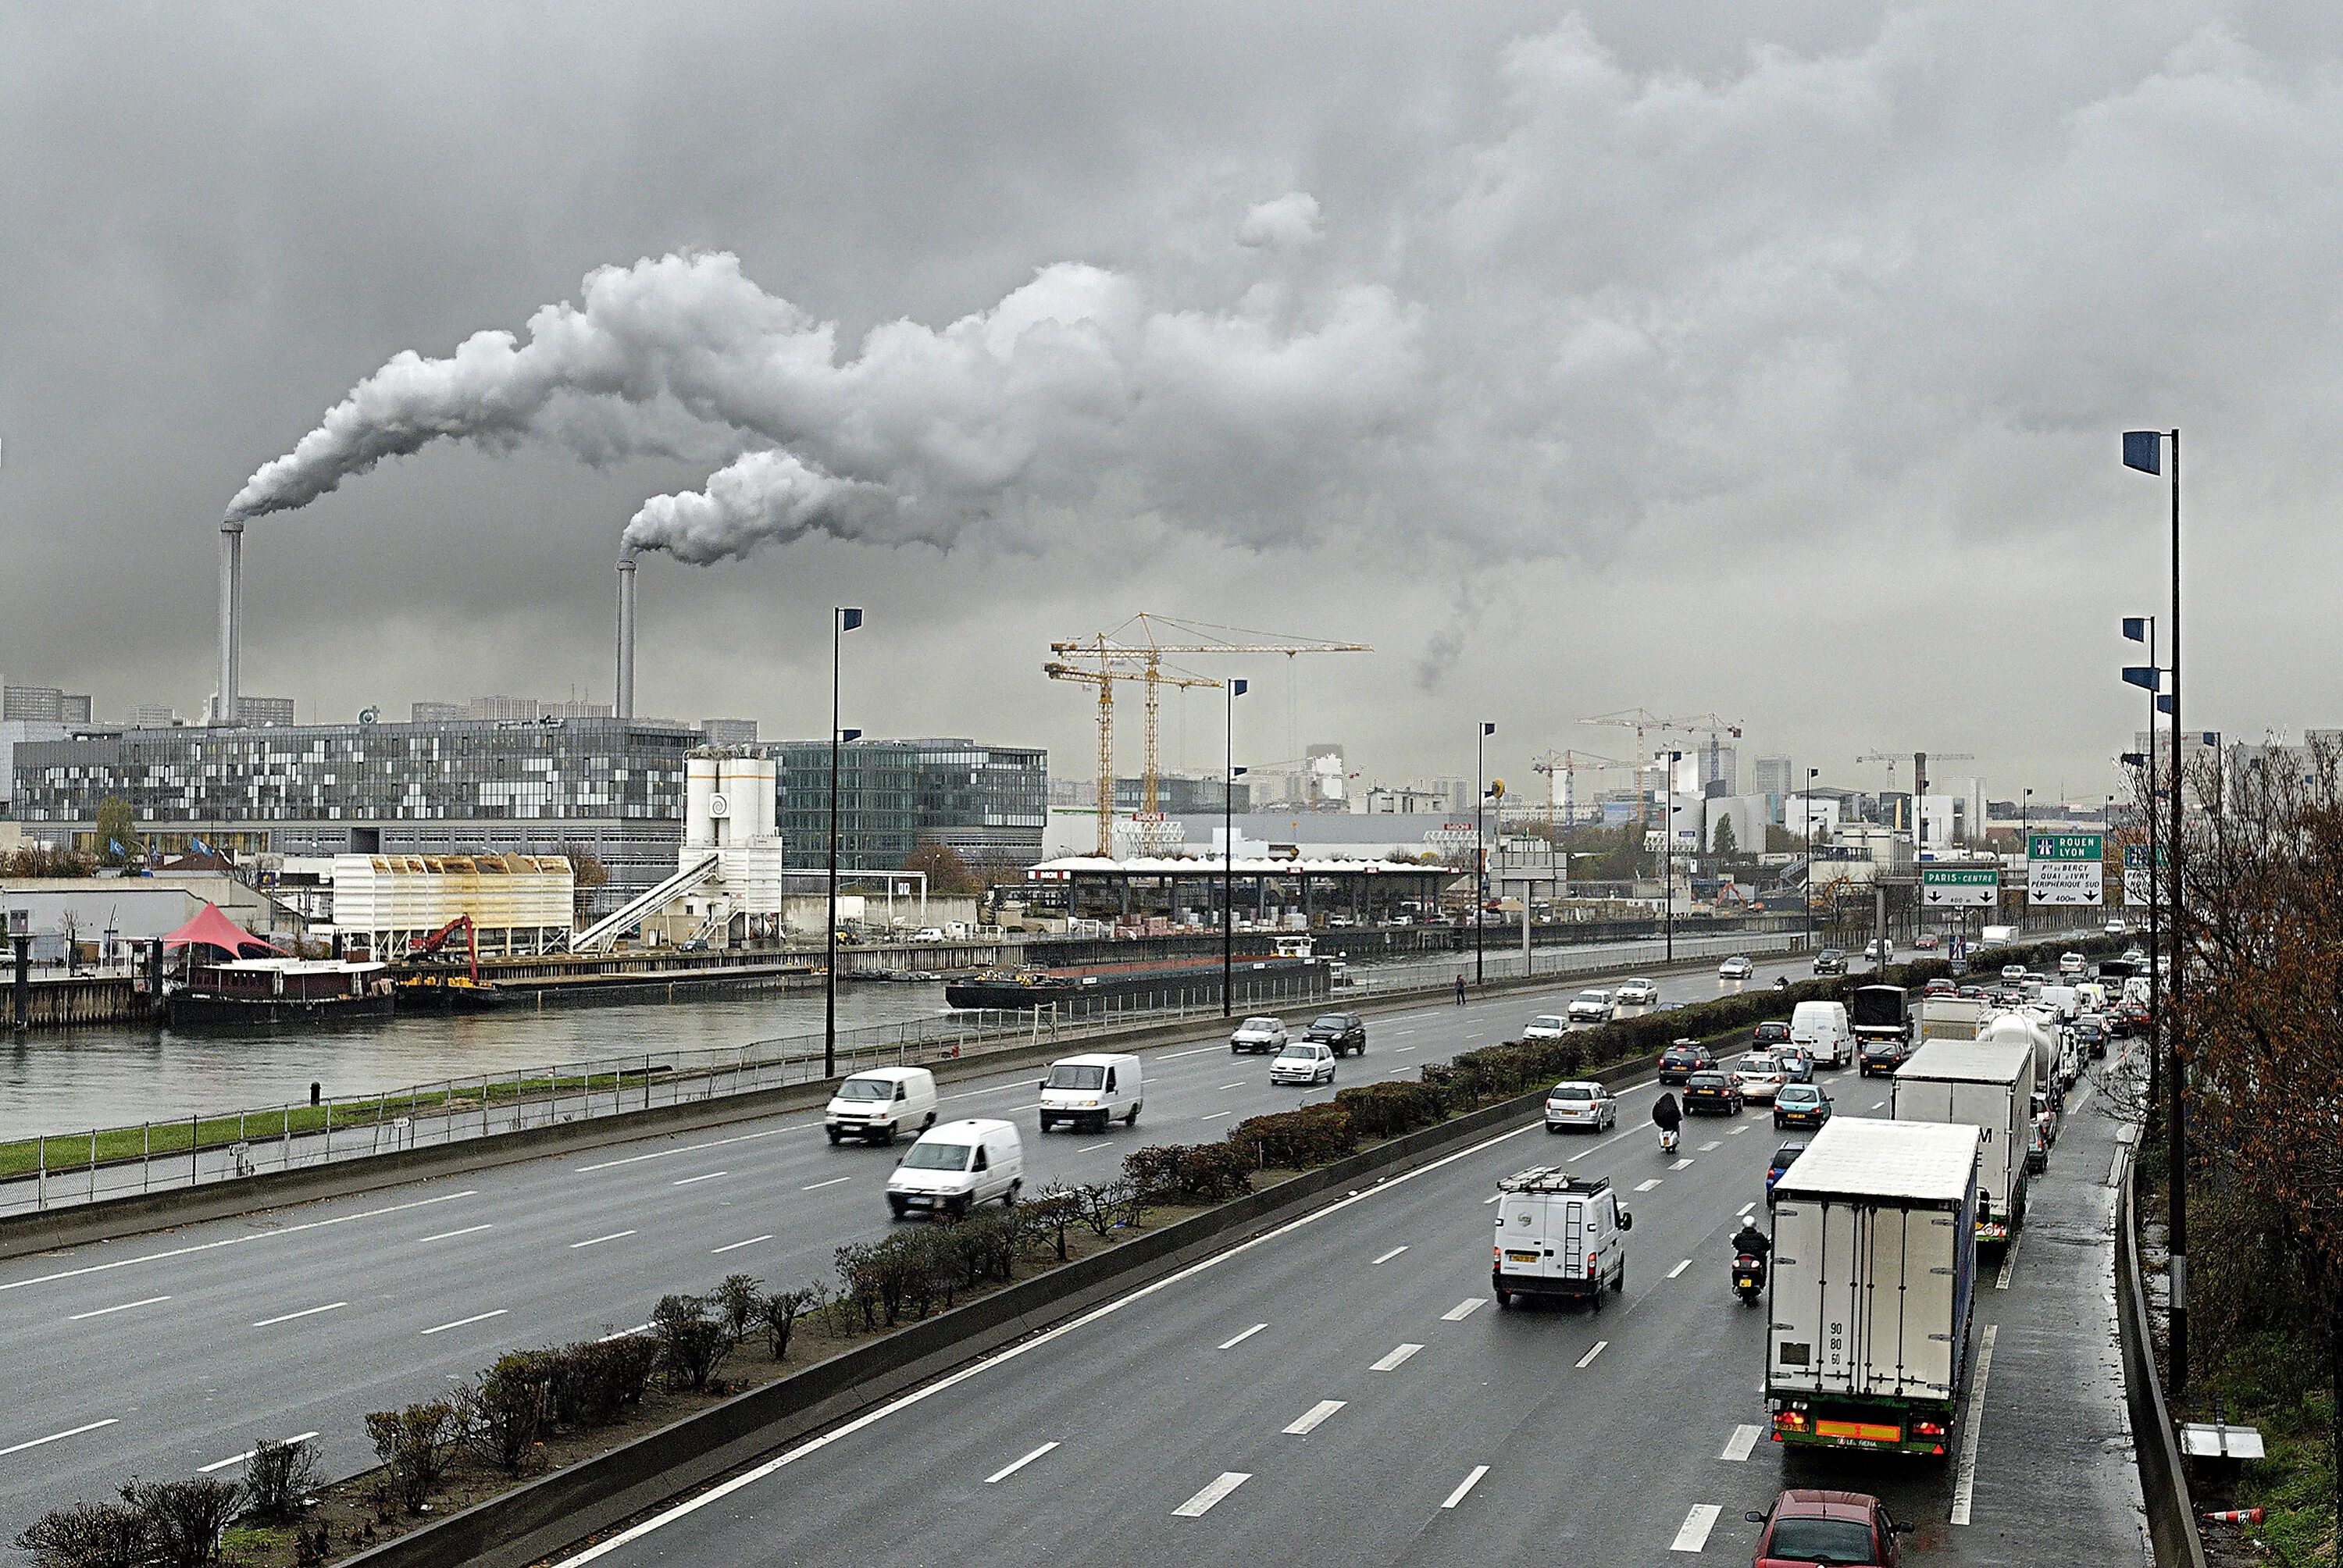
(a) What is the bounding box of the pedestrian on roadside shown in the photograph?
[1455,973,1467,1005]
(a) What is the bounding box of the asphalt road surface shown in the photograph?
[548,1046,2149,1566]
[0,951,1817,1543]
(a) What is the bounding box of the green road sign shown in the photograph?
[2027,832,2104,861]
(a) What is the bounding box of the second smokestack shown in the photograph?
[216,522,243,725]
[615,551,637,719]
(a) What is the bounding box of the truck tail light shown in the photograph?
[1913,1420,1946,1438]
[1773,1409,1807,1431]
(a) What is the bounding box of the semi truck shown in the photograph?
[1765,1117,1981,1459]
[1916,995,1986,1043]
[1891,1038,2035,1244]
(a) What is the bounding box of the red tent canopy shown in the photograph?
[161,902,282,958]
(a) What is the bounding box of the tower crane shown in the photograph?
[1578,709,1739,823]
[1529,750,1633,839]
[1050,615,1371,855]
[1856,748,1976,839]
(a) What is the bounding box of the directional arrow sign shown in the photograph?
[1921,868,1999,907]
[2027,832,2104,906]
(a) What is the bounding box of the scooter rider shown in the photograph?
[1651,1090,1682,1152]
[1731,1217,1771,1267]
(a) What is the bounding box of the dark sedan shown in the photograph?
[1683,1070,1744,1115]
[1752,1020,1793,1052]
[1766,1139,1810,1203]
[1811,948,1848,976]
[1859,1039,1909,1078]
[1303,1012,1367,1057]
[1659,1042,1718,1084]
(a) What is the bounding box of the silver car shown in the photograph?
[1614,978,1660,1007]
[1717,955,1754,981]
[1230,1015,1288,1054]
[1565,990,1614,1025]
[1268,1040,1336,1086]
[1544,1081,1617,1133]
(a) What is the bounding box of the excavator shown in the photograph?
[392,915,511,1010]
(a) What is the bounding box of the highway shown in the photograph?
[553,1043,2146,1566]
[0,951,1817,1542]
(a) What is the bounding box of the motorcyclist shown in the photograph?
[1650,1092,1682,1149]
[1774,975,1790,992]
[1731,1218,1771,1263]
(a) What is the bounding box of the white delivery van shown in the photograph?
[1491,1166,1633,1310]
[1892,1039,2035,1244]
[886,1118,1023,1219]
[823,1066,939,1146]
[1789,1000,1854,1069]
[2036,985,2081,1023]
[1037,1052,1143,1133]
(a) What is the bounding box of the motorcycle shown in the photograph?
[1658,1125,1680,1156]
[1732,1253,1767,1305]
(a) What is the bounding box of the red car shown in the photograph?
[1746,1489,1911,1566]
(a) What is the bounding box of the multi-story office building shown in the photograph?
[123,704,181,729]
[1751,756,1792,798]
[9,718,702,911]
[2,681,94,725]
[412,695,615,724]
[701,718,761,747]
[909,739,1047,871]
[1113,773,1250,815]
[775,738,1047,873]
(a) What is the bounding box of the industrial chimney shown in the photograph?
[216,522,244,725]
[615,551,637,720]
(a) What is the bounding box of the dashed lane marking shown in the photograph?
[1995,1232,2022,1289]
[1218,1082,1248,1090]
[672,1171,729,1186]
[1699,1140,1721,1151]
[569,1231,636,1249]
[577,1130,788,1172]
[0,1419,120,1459]
[1671,1503,1721,1552]
[1667,1260,1691,1278]
[1371,1343,1423,1371]
[711,1235,773,1255]
[1200,1111,1232,1121]
[1172,1472,1252,1517]
[801,1177,851,1192]
[420,1308,508,1336]
[1635,1178,1664,1192]
[0,1190,479,1293]
[1575,1341,1608,1370]
[1671,1157,1695,1170]
[1373,1245,1409,1265]
[1218,1323,1268,1349]
[1441,1465,1491,1509]
[1729,1126,1748,1135]
[983,1441,1059,1484]
[416,1224,494,1244]
[200,1431,318,1474]
[1949,1324,1999,1524]
[1076,1142,1114,1152]
[252,1302,344,1327]
[1282,1399,1346,1435]
[1721,1424,1761,1462]
[68,1295,170,1320]
[1442,1299,1485,1321]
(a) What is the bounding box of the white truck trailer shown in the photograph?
[1765,1117,1981,1459]
[1892,1039,2035,1245]
[1916,996,1986,1043]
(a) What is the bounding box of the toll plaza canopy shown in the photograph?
[160,902,282,959]
[1023,854,1456,927]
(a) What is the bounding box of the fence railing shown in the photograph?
[0,930,1799,1221]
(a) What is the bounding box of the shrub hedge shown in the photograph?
[1227,1103,1355,1169]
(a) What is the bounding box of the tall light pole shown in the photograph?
[1221,678,1248,1017]
[824,606,864,1079]
[1664,749,1681,964]
[1803,766,1819,952]
[2124,425,2188,1392]
[1475,722,1495,985]
[2123,616,2162,1114]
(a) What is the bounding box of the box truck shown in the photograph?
[1916,996,1987,1043]
[1766,1118,1981,1459]
[1891,1039,2035,1243]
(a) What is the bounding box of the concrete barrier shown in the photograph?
[0,945,1758,1261]
[2116,1147,2209,1568]
[337,1078,1577,1568]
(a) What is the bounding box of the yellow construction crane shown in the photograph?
[1578,709,1739,824]
[1529,750,1633,839]
[1050,615,1371,854]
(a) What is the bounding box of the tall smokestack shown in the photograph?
[615,551,637,720]
[216,522,244,725]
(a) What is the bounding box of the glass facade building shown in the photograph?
[776,739,1047,873]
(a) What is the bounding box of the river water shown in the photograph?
[0,983,956,1141]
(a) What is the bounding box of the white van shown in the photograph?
[823,1066,939,1146]
[1788,1000,1854,1069]
[1492,1165,1632,1309]
[886,1118,1023,1219]
[1038,1053,1143,1133]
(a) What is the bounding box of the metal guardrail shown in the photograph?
[2116,1136,2210,1568]
[0,928,1796,1220]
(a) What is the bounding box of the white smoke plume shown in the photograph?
[229,247,1420,563]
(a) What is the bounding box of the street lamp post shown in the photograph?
[1221,679,1248,1017]
[1664,750,1681,964]
[2124,425,2188,1391]
[1803,767,1819,952]
[2123,616,2162,1132]
[1475,723,1495,985]
[825,607,864,1079]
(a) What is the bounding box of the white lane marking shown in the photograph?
[1173,1472,1252,1517]
[1372,1245,1409,1265]
[1949,1324,1998,1523]
[1671,1502,1721,1552]
[1441,1464,1492,1509]
[711,1235,774,1255]
[420,1307,508,1336]
[198,1431,319,1474]
[0,1190,479,1294]
[1729,1126,1748,1135]
[1371,1342,1424,1372]
[1575,1340,1608,1370]
[69,1295,171,1320]
[1218,1323,1268,1350]
[1482,1193,1501,1205]
[1739,1202,1756,1217]
[553,1114,1546,1563]
[1870,1100,1887,1110]
[1635,1178,1664,1192]
[252,1301,345,1327]
[1200,1111,1232,1121]
[672,1170,729,1186]
[570,1230,637,1249]
[1394,1047,1417,1054]
[801,1177,852,1192]
[597,1322,652,1342]
[576,1128,787,1172]
[983,1441,1060,1484]
[1157,1046,1220,1060]
[1667,1260,1691,1279]
[1217,1082,1248,1090]
[417,1224,494,1244]
[1443,1299,1485,1321]
[0,1418,121,1457]
[1995,1231,2022,1290]
[1282,1399,1346,1435]
[1671,1157,1695,1170]
[1699,1140,1721,1152]
[1077,1142,1114,1153]
[1721,1424,1762,1462]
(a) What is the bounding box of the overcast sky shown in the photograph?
[6,2,2339,807]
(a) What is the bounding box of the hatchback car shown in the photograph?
[1731,1052,1788,1103]
[2002,963,2028,982]
[1812,948,1848,976]
[1614,977,1660,1007]
[1718,954,1756,981]
[1773,1083,1831,1131]
[1229,1015,1289,1054]
[1746,1488,1910,1567]
[1544,1081,1617,1134]
[1913,933,1940,950]
[1859,1039,1907,1077]
[1523,1014,1568,1041]
[1303,1012,1367,1056]
[1658,1042,1717,1084]
[1683,1071,1744,1115]
[2058,951,2087,976]
[1268,1040,1337,1086]
[1565,990,1614,1025]
[1752,1020,1793,1052]
[1774,1049,1814,1085]
[1765,1139,1810,1203]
